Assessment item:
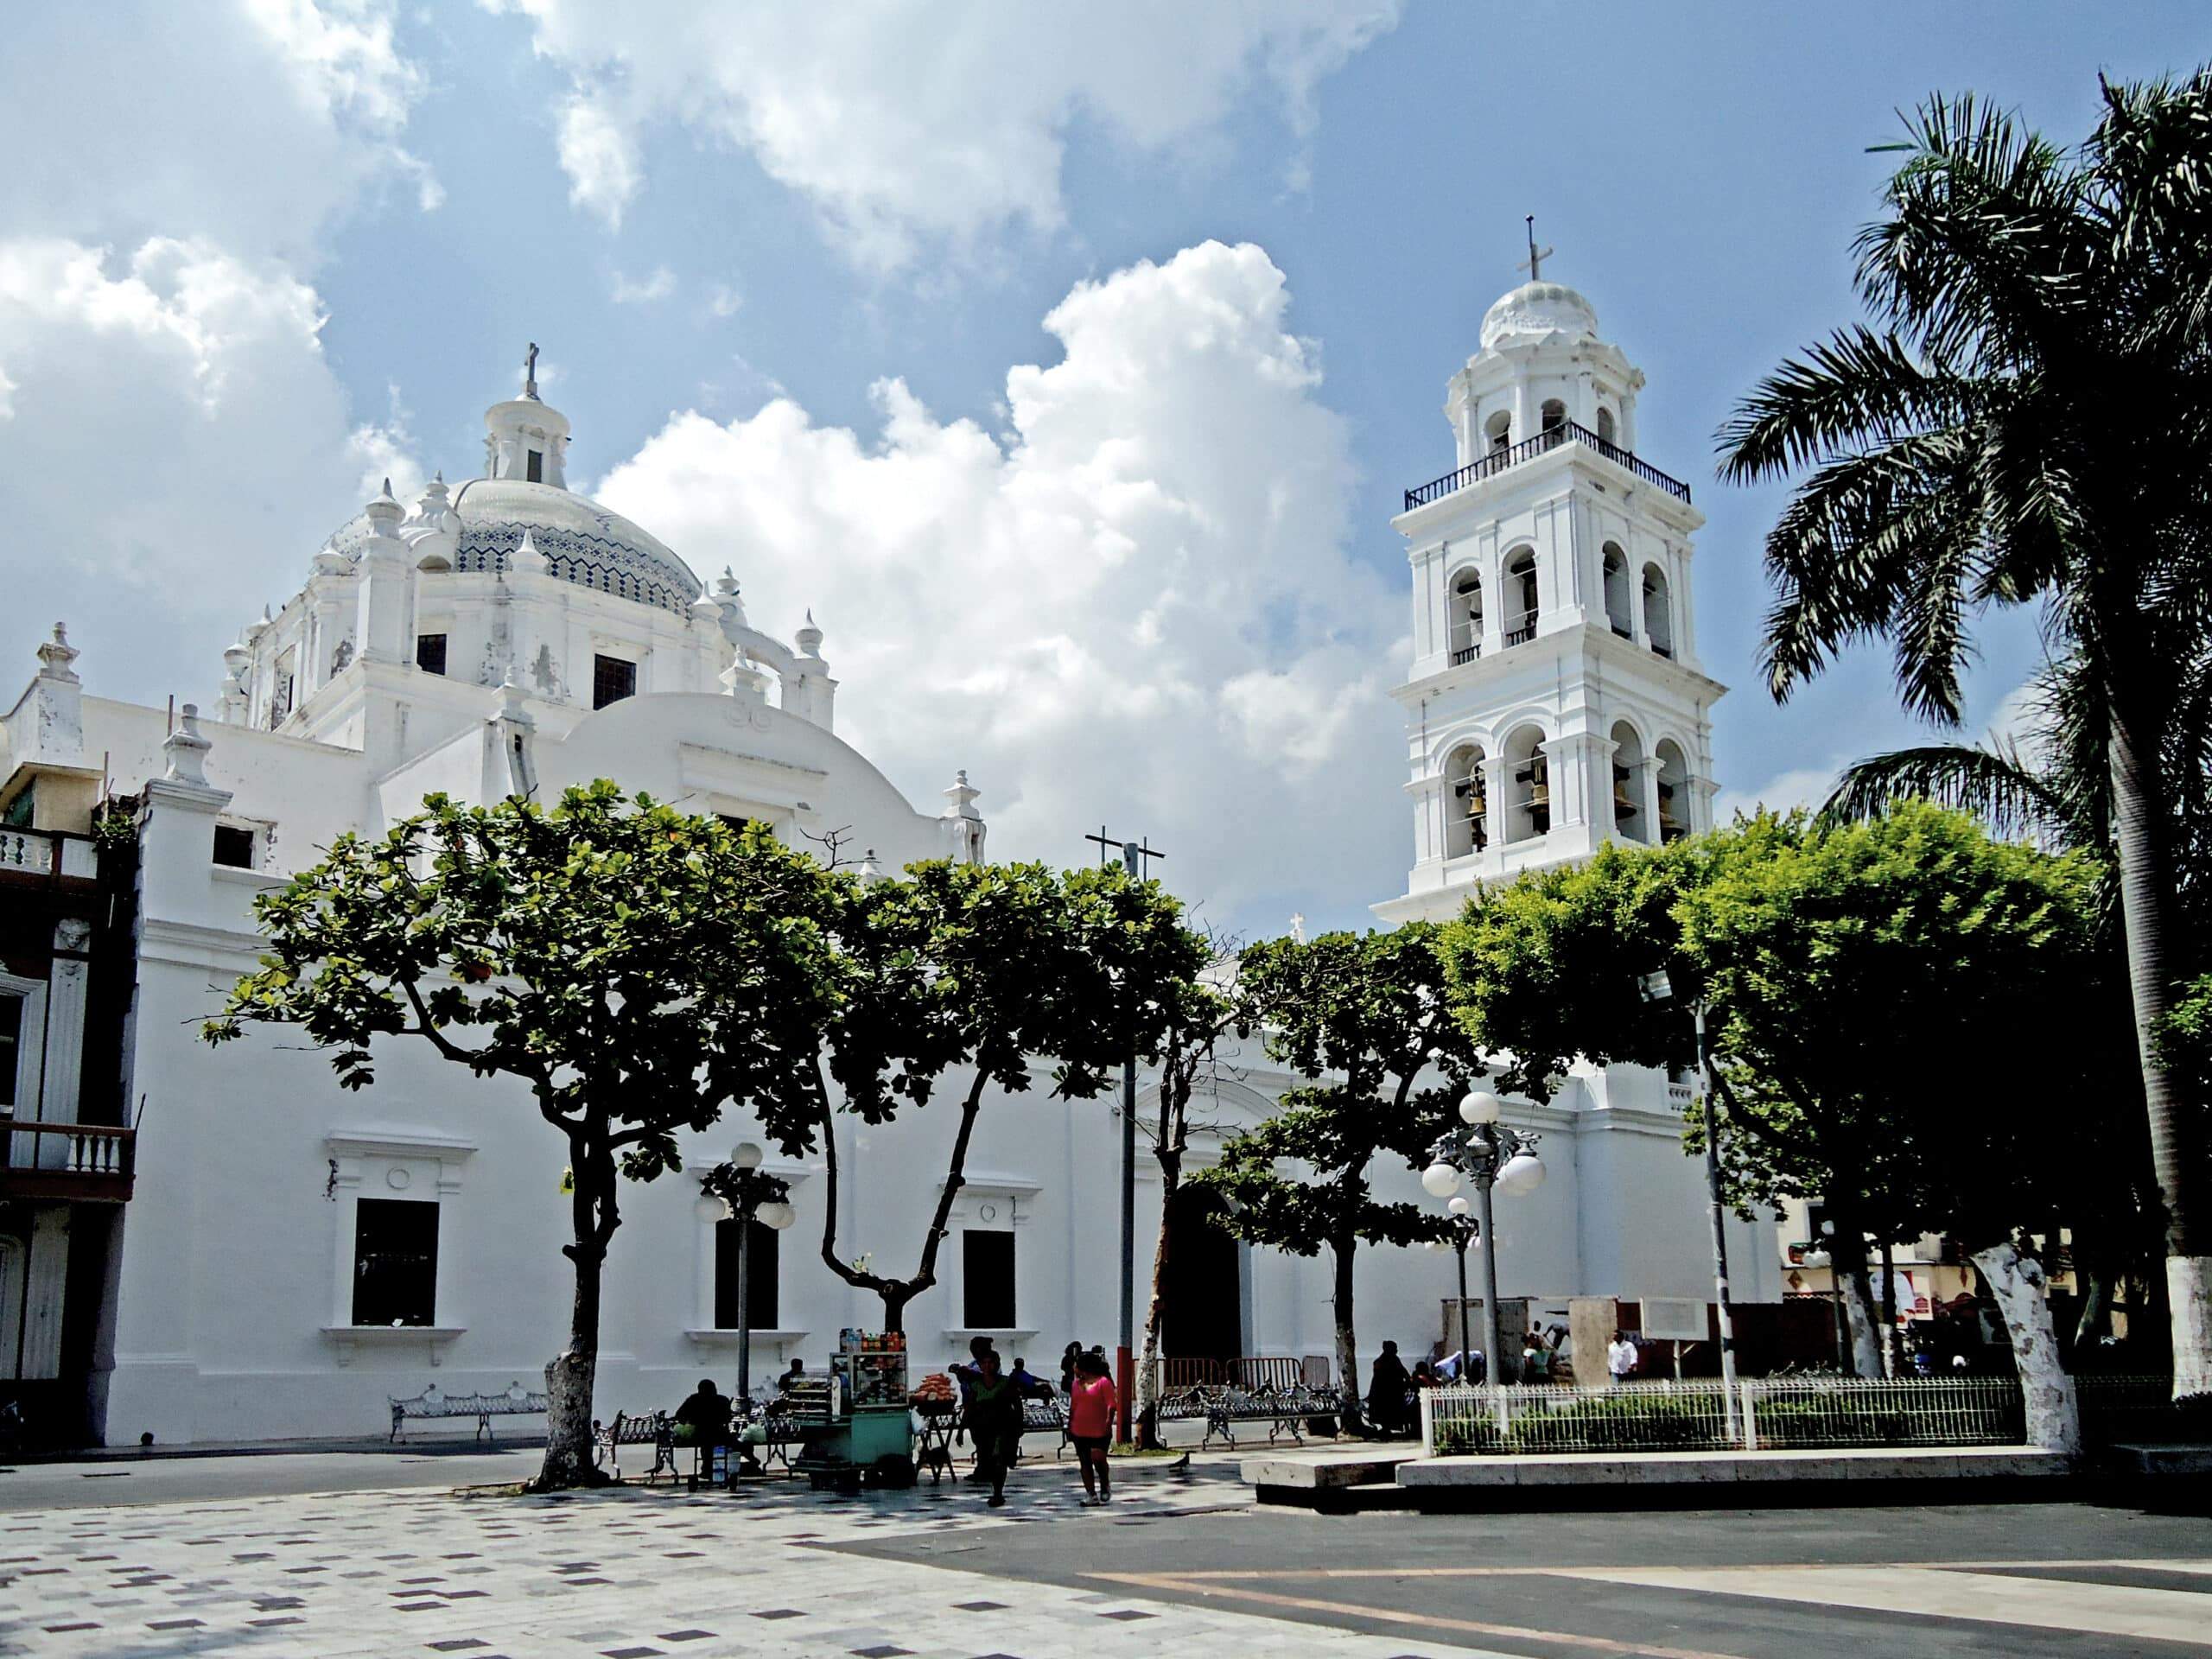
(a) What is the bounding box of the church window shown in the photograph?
[0,994,20,1110]
[714,1217,779,1330]
[526,448,543,483]
[1643,563,1675,658]
[1596,406,1618,446]
[1450,571,1483,664]
[1484,410,1512,453]
[271,648,297,725]
[416,633,448,676]
[592,654,638,709]
[211,824,257,869]
[352,1198,439,1327]
[963,1230,1016,1329]
[1601,544,1632,638]
[1540,398,1567,435]
[2,787,31,829]
[1503,550,1540,645]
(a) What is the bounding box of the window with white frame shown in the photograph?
[963,1230,1015,1329]
[0,973,46,1118]
[352,1198,439,1326]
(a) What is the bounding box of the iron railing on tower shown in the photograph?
[1404,421,1693,512]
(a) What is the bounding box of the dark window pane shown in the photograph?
[526,449,543,483]
[0,995,21,1109]
[416,633,448,676]
[211,825,257,868]
[353,1198,439,1327]
[963,1230,1015,1329]
[713,1217,779,1330]
[2,786,33,828]
[593,655,637,709]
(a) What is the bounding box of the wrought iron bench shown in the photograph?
[594,1410,679,1483]
[1197,1382,1344,1449]
[389,1382,548,1443]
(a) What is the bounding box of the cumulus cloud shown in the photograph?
[611,265,677,304]
[593,241,1405,928]
[0,0,435,266]
[1713,763,1842,824]
[0,237,403,703]
[493,0,1400,266]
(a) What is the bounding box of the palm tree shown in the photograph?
[1718,74,2212,1398]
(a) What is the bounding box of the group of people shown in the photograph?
[671,1358,809,1474]
[949,1336,1117,1508]
[1361,1327,1584,1437]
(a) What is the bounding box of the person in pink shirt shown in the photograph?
[1067,1350,1117,1504]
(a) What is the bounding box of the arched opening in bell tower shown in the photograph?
[1484,410,1512,453]
[1445,743,1489,857]
[1643,563,1675,658]
[1596,406,1618,445]
[1503,724,1550,842]
[1601,543,1633,638]
[1450,570,1484,664]
[1609,721,1648,843]
[1655,739,1690,842]
[1503,550,1540,645]
[1540,398,1567,435]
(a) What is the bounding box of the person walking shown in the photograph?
[964,1350,1024,1508]
[1068,1349,1117,1504]
[1365,1340,1411,1438]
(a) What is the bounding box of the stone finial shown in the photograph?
[509,528,549,575]
[796,609,823,658]
[858,847,885,882]
[416,471,452,523]
[35,623,79,685]
[162,703,213,785]
[941,770,985,865]
[365,478,405,536]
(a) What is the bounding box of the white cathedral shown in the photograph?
[0,279,1776,1446]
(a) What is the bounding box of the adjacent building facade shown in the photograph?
[0,290,1776,1447]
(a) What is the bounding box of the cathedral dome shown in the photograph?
[446,477,702,616]
[1478,280,1600,352]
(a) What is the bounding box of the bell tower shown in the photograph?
[1375,254,1726,923]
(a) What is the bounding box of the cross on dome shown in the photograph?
[1517,214,1554,284]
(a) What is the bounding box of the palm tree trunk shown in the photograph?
[2108,700,2211,1401]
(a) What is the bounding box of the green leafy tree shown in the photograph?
[1716,72,2212,1395]
[1442,805,2120,1449]
[753,860,1207,1336]
[1192,925,1483,1432]
[205,785,842,1489]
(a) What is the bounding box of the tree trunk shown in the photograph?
[1332,1234,1363,1433]
[1879,1236,1898,1378]
[535,1239,607,1490]
[1972,1241,2081,1456]
[880,1287,910,1336]
[1829,1225,1885,1379]
[2107,698,2212,1401]
[1135,1154,1181,1449]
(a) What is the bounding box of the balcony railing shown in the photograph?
[1404,420,1694,512]
[0,1122,137,1202]
[1450,643,1481,665]
[0,828,99,883]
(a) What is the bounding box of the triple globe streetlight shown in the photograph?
[702,1141,797,1413]
[1421,1090,1545,1389]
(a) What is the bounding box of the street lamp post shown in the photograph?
[702,1142,797,1414]
[1423,1090,1546,1402]
[1638,972,1739,1440]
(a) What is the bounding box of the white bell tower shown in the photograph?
[1376,249,1726,923]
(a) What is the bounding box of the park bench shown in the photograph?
[1197,1382,1344,1449]
[593,1410,679,1483]
[389,1382,548,1444]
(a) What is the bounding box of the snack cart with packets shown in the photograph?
[798,1330,916,1490]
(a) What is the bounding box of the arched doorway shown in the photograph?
[1159,1184,1242,1370]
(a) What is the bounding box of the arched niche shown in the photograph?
[1444,742,1489,858]
[1643,562,1675,658]
[1450,569,1484,662]
[1601,543,1632,638]
[1609,720,1649,843]
[1503,723,1551,842]
[1503,548,1540,645]
[1655,738,1690,842]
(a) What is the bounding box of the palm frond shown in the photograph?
[1821,742,2071,842]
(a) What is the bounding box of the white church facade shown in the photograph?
[0,292,1777,1448]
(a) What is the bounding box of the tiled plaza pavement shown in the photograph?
[0,1461,1484,1658]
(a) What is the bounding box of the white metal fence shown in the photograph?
[1420,1376,2029,1458]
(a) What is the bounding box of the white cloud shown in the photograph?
[611,265,677,304]
[557,93,643,229]
[493,1,1400,267]
[0,237,409,703]
[0,1,435,267]
[708,283,743,318]
[593,241,1403,927]
[1713,763,1841,824]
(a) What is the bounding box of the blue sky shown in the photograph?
[3,2,2204,935]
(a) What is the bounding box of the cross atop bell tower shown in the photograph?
[1372,270,1727,924]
